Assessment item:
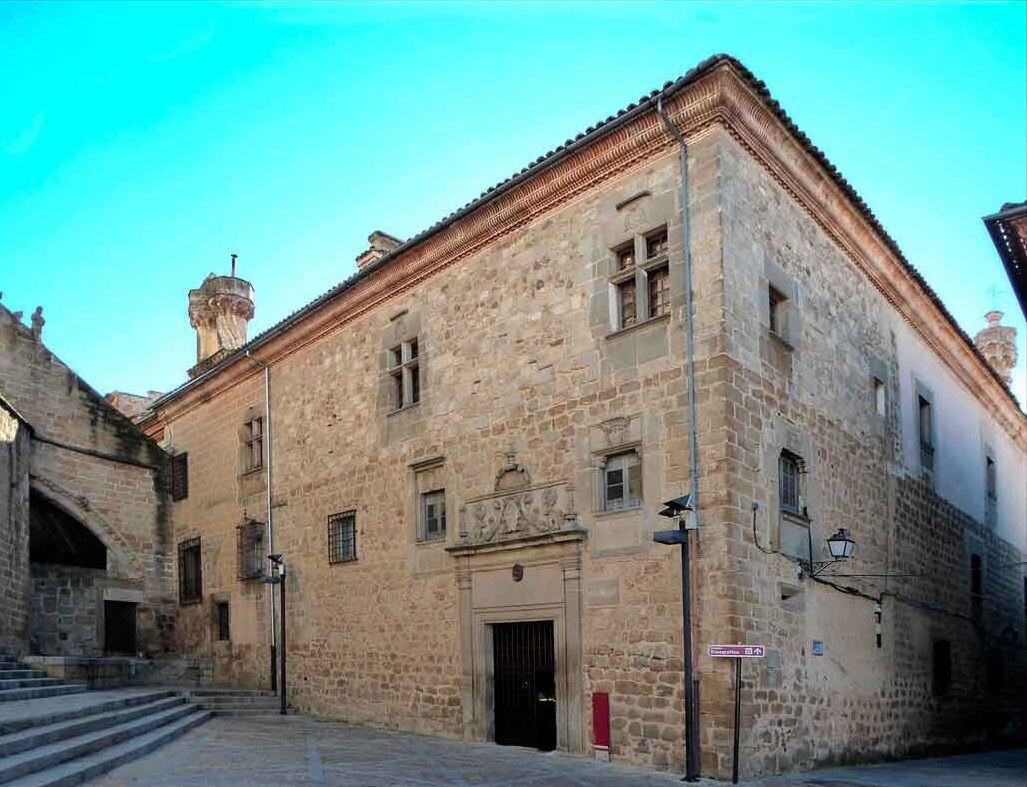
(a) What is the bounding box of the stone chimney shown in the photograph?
[187,268,254,378]
[974,310,1017,386]
[356,231,403,270]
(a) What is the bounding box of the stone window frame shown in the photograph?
[171,452,189,501]
[593,441,644,516]
[983,443,997,529]
[868,356,889,420]
[387,337,421,413]
[419,489,447,543]
[215,600,230,642]
[772,440,814,561]
[328,510,358,564]
[913,379,936,487]
[970,553,984,622]
[240,414,264,475]
[778,450,805,517]
[410,455,447,545]
[607,225,671,333]
[178,537,202,605]
[759,259,801,349]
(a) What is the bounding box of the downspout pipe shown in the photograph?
[246,350,277,692]
[656,94,702,782]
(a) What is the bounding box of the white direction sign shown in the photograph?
[708,644,766,658]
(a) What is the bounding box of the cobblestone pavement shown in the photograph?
[90,716,682,786]
[90,717,1024,787]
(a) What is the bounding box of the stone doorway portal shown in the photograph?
[493,620,556,750]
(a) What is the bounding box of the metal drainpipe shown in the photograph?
[246,350,276,691]
[656,95,702,782]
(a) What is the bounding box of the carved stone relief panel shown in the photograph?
[459,481,578,547]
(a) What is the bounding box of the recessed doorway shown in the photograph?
[492,620,556,751]
[104,600,137,655]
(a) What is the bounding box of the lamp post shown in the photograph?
[265,554,287,715]
[654,493,699,782]
[802,528,856,578]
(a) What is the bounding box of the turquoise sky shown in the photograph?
[2,1,1025,403]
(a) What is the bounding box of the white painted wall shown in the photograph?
[892,315,1027,550]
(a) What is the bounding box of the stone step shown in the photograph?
[192,695,279,704]
[0,664,18,672]
[204,705,291,716]
[0,674,46,682]
[0,681,62,692]
[0,691,178,736]
[0,697,186,758]
[3,709,210,787]
[188,689,276,697]
[0,703,198,783]
[0,687,86,705]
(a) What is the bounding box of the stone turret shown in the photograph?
[974,310,1017,386]
[187,264,254,378]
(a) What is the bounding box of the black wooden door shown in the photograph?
[104,601,137,655]
[493,621,556,750]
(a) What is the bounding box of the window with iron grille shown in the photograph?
[171,453,189,501]
[419,489,446,542]
[243,417,264,473]
[601,451,642,511]
[918,395,934,481]
[779,451,802,516]
[388,339,421,411]
[237,519,265,580]
[215,601,230,641]
[616,278,637,328]
[178,537,202,604]
[328,511,357,563]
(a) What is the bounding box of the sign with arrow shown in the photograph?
[708,644,766,658]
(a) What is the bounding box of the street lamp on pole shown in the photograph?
[654,493,699,782]
[265,553,287,715]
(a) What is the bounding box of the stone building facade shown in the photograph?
[139,55,1026,778]
[0,300,175,659]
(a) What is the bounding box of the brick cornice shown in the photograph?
[145,62,1025,447]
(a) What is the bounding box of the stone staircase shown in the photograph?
[187,688,283,716]
[0,660,210,786]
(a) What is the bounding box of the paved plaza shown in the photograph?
[87,715,1024,786]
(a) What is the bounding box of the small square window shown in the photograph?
[420,489,447,541]
[328,511,357,563]
[616,243,636,271]
[646,228,668,260]
[647,265,670,318]
[215,602,230,642]
[602,451,641,511]
[171,452,189,501]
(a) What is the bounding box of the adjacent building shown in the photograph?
[131,55,1026,778]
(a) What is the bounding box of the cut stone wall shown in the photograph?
[29,562,104,657]
[0,405,30,657]
[0,304,176,657]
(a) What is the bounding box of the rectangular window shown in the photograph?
[419,489,447,541]
[779,452,802,516]
[645,228,668,260]
[215,601,230,642]
[237,519,265,580]
[388,339,421,411]
[328,511,357,563]
[616,242,636,271]
[918,396,934,478]
[985,455,997,527]
[171,453,189,501]
[873,378,886,416]
[602,451,642,511]
[243,417,264,473]
[932,639,951,696]
[768,286,788,337]
[647,265,670,318]
[178,538,202,604]
[616,279,637,328]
